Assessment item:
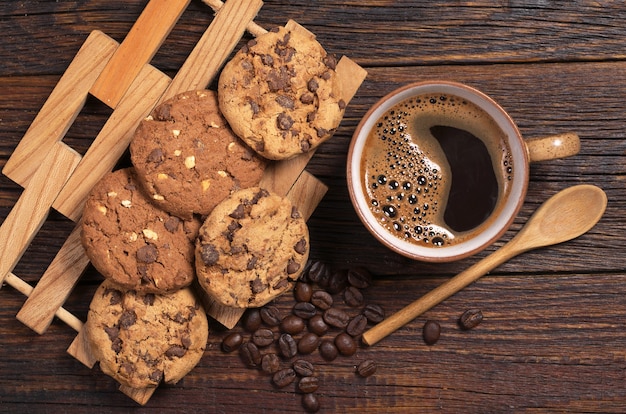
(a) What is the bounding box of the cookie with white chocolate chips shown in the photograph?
[218,24,345,160]
[130,89,266,220]
[81,168,199,294]
[195,187,310,308]
[84,279,208,389]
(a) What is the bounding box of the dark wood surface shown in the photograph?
[1,1,625,412]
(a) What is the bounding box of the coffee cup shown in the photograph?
[346,81,580,262]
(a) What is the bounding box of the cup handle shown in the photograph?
[525,132,580,163]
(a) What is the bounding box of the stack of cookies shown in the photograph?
[81,23,347,391]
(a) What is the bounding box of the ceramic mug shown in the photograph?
[346,81,580,262]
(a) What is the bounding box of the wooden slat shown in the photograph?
[89,0,190,108]
[0,142,81,286]
[1,31,117,188]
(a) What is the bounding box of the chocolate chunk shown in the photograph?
[277,112,294,130]
[275,95,295,109]
[287,259,301,274]
[300,92,314,105]
[267,67,291,92]
[307,78,319,93]
[136,244,158,264]
[119,310,137,329]
[164,216,180,233]
[248,99,260,116]
[165,345,187,358]
[255,140,265,152]
[229,204,245,219]
[200,244,219,265]
[142,293,155,306]
[294,238,307,255]
[323,54,338,70]
[261,54,274,66]
[104,326,119,342]
[321,71,331,81]
[106,289,123,305]
[246,256,258,270]
[315,127,328,138]
[251,277,266,294]
[154,103,173,121]
[291,206,301,219]
[149,370,163,383]
[147,148,164,164]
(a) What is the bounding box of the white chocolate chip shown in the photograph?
[174,150,182,157]
[121,200,132,208]
[172,129,181,137]
[227,142,236,152]
[217,170,228,178]
[97,205,107,215]
[184,156,196,169]
[157,173,169,180]
[127,232,138,242]
[107,191,118,198]
[210,121,220,128]
[145,115,154,121]
[142,229,158,241]
[153,194,165,201]
[201,179,211,192]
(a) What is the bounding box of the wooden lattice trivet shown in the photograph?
[0,0,367,405]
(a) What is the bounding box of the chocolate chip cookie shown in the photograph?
[81,168,198,294]
[85,280,209,389]
[195,187,309,308]
[130,89,267,220]
[218,24,346,160]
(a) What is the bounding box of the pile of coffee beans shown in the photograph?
[220,260,383,412]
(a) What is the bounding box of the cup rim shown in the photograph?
[347,80,529,262]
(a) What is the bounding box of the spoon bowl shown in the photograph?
[362,184,607,346]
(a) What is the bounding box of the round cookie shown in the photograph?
[195,187,309,308]
[130,89,267,220]
[85,280,208,389]
[81,168,199,294]
[218,25,346,160]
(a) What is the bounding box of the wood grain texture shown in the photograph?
[1,0,626,412]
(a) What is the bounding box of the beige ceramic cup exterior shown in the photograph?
[347,81,580,262]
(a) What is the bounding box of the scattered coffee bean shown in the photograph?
[280,314,305,335]
[334,332,357,356]
[310,290,333,310]
[306,260,330,285]
[298,332,320,355]
[294,281,313,302]
[423,320,441,345]
[273,368,296,388]
[363,303,385,324]
[293,359,315,377]
[356,359,377,377]
[327,269,348,294]
[459,308,483,330]
[323,307,350,329]
[293,301,317,319]
[260,305,282,326]
[242,309,262,332]
[278,333,298,359]
[240,342,262,367]
[252,328,274,347]
[346,314,368,337]
[261,353,280,374]
[347,266,372,289]
[298,376,320,393]
[221,332,243,353]
[343,286,364,307]
[319,340,338,361]
[307,315,329,336]
[302,393,320,413]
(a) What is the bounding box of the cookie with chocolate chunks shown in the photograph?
[195,187,309,308]
[84,280,209,389]
[218,24,345,160]
[81,168,199,294]
[130,89,266,220]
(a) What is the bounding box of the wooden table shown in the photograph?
[1,1,625,412]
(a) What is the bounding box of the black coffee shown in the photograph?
[361,92,513,247]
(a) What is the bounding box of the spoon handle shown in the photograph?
[362,241,524,346]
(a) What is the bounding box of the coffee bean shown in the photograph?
[221,332,243,353]
[240,342,262,367]
[280,314,305,335]
[294,281,313,302]
[307,315,329,336]
[252,328,274,347]
[306,260,330,285]
[293,359,315,377]
[334,332,357,356]
[297,332,320,354]
[323,307,350,329]
[423,320,441,345]
[347,266,372,289]
[293,301,317,319]
[327,269,348,294]
[278,333,298,359]
[310,290,333,310]
[261,353,280,374]
[343,286,364,307]
[273,368,296,388]
[302,393,320,413]
[356,359,377,377]
[298,376,320,393]
[319,339,338,361]
[363,303,385,324]
[459,308,483,330]
[260,305,282,326]
[346,314,368,337]
[242,309,262,332]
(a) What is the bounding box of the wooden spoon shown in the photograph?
[362,184,607,346]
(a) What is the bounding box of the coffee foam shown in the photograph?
[360,93,513,248]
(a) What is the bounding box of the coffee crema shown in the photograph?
[360,92,513,247]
